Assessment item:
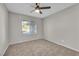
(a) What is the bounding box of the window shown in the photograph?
[22,20,37,34]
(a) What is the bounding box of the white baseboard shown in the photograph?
[9,38,44,45]
[0,44,9,56]
[47,39,79,52]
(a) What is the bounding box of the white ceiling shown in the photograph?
[5,3,75,18]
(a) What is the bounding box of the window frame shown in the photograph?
[21,20,37,35]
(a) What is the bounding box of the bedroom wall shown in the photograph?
[0,4,9,55]
[44,4,79,51]
[8,12,44,45]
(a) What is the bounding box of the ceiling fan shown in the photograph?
[31,3,51,14]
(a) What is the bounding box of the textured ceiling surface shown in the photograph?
[5,3,75,18]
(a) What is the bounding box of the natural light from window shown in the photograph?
[22,20,37,34]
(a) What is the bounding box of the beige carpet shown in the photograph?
[4,39,79,56]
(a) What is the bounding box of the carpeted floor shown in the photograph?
[4,39,79,56]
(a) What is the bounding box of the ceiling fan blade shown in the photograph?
[36,3,38,5]
[36,3,40,6]
[39,6,51,9]
[30,9,35,13]
[39,10,42,14]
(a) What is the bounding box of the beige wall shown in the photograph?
[44,4,79,51]
[0,4,9,55]
[8,12,44,45]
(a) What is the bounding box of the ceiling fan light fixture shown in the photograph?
[35,9,40,13]
[31,3,51,14]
